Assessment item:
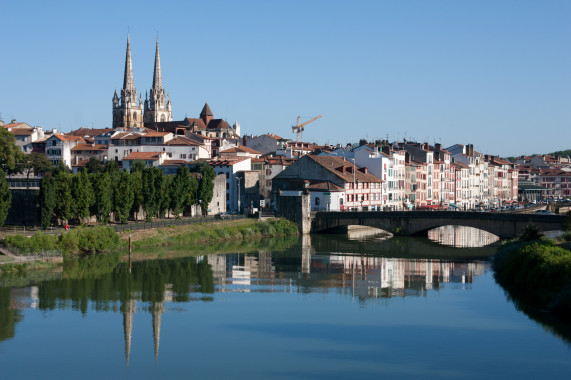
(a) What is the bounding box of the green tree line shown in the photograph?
[39,161,215,229]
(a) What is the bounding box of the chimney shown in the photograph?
[435,143,442,150]
[423,142,429,151]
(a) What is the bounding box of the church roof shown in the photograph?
[207,119,232,130]
[200,103,213,117]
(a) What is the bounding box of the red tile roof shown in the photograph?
[123,152,163,160]
[71,144,107,151]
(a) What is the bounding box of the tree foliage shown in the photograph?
[113,170,134,224]
[198,165,215,214]
[39,175,56,230]
[0,128,24,175]
[54,170,73,223]
[71,170,94,223]
[91,172,112,224]
[86,157,105,174]
[0,169,11,226]
[34,163,218,226]
[22,152,53,177]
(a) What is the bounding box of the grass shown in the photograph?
[126,218,299,249]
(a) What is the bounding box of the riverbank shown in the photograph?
[0,218,299,273]
[123,217,298,248]
[493,236,571,317]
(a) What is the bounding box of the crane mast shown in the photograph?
[291,114,323,142]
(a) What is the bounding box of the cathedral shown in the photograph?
[112,35,240,140]
[112,35,172,129]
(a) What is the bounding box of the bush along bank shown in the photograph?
[1,226,121,256]
[130,218,299,248]
[493,230,571,317]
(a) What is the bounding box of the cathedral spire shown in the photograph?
[152,38,162,91]
[123,34,135,92]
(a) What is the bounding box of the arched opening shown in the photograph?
[426,225,499,248]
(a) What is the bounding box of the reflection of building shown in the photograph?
[427,225,499,247]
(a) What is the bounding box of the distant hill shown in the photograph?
[506,149,570,163]
[548,149,571,157]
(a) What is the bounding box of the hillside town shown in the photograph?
[2,36,570,219]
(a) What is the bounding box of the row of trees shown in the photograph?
[39,161,216,229]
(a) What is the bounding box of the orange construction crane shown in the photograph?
[291,115,323,142]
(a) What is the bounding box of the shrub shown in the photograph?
[521,224,543,241]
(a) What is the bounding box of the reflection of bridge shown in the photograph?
[310,211,564,238]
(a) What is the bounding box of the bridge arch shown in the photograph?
[310,211,564,239]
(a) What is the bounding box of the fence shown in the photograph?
[0,214,248,236]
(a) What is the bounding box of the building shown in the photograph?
[272,155,383,211]
[45,134,85,168]
[3,121,45,153]
[209,157,252,213]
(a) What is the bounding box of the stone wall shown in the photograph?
[275,190,311,234]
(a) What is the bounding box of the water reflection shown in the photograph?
[1,238,492,363]
[428,225,499,247]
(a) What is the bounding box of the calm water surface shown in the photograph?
[1,227,570,379]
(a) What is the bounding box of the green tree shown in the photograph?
[91,172,113,224]
[39,175,57,230]
[130,160,145,173]
[160,174,172,218]
[114,170,134,224]
[54,170,73,224]
[198,165,215,215]
[0,128,24,175]
[71,170,95,223]
[130,165,144,219]
[0,169,11,226]
[142,167,162,220]
[170,167,190,218]
[21,152,53,178]
[86,157,105,174]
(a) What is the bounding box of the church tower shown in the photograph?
[113,35,144,129]
[144,38,172,123]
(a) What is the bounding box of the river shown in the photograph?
[0,226,569,379]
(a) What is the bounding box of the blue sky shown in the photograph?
[1,0,570,156]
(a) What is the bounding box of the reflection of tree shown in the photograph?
[0,287,23,342]
[496,282,571,346]
[35,255,215,313]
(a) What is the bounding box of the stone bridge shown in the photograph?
[310,211,565,238]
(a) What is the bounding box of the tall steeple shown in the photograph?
[144,37,172,124]
[113,34,144,129]
[152,38,162,91]
[123,34,135,93]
